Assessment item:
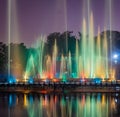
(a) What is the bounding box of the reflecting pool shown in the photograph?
[0,93,120,117]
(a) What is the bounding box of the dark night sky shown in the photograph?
[0,0,120,46]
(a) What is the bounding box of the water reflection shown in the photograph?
[0,93,120,117]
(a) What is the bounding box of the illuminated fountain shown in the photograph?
[6,0,115,82]
[23,12,115,81]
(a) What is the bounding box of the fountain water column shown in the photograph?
[37,38,45,78]
[8,0,11,76]
[96,27,102,77]
[45,55,52,78]
[109,0,113,74]
[104,0,113,78]
[24,55,35,80]
[81,18,87,78]
[63,0,68,55]
[68,51,72,78]
[75,40,79,78]
[89,12,95,78]
[52,40,58,78]
[103,31,109,78]
[60,54,66,80]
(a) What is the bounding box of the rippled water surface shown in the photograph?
[0,93,120,117]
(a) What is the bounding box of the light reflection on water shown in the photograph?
[0,93,119,117]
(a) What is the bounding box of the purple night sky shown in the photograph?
[0,0,120,46]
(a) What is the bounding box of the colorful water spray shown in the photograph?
[7,0,115,81]
[24,12,114,80]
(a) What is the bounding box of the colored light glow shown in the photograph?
[113,54,118,59]
[7,75,16,84]
[9,80,12,84]
[28,77,34,84]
